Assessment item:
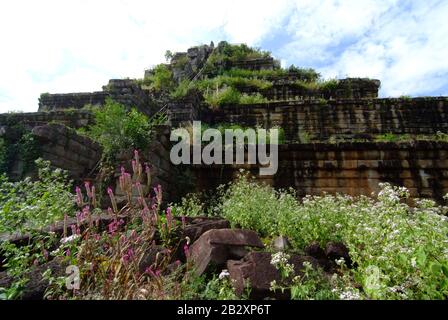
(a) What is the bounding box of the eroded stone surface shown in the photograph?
[227,252,319,299]
[190,229,264,276]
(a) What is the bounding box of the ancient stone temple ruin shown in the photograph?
[1,41,448,202]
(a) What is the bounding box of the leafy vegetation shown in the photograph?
[0,123,41,177]
[216,173,448,299]
[375,132,448,143]
[2,153,448,300]
[0,159,75,234]
[203,87,242,108]
[79,99,156,158]
[224,66,321,83]
[144,64,175,91]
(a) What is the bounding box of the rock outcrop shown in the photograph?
[189,229,264,276]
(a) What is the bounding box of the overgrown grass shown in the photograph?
[375,132,448,143]
[224,66,321,83]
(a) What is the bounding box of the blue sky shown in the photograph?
[1,0,447,112]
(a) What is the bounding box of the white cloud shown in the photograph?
[280,0,448,97]
[0,0,447,112]
[0,0,294,112]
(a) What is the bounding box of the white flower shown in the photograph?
[411,257,417,268]
[60,234,80,244]
[335,257,346,266]
[271,252,290,267]
[219,269,230,280]
[339,290,361,300]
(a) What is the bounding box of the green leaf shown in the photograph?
[442,264,448,277]
[430,262,442,275]
[416,248,427,267]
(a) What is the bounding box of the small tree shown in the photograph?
[165,50,173,63]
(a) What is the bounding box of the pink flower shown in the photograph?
[166,207,173,231]
[70,224,80,235]
[132,160,137,173]
[123,248,135,264]
[75,186,83,207]
[154,184,163,204]
[108,220,118,235]
[84,181,92,198]
[108,187,118,213]
[183,243,190,258]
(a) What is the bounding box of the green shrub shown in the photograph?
[216,175,448,299]
[145,64,174,91]
[223,68,286,79]
[204,87,241,108]
[287,65,321,82]
[375,133,399,142]
[81,99,154,157]
[224,67,320,83]
[218,41,271,61]
[219,173,299,237]
[319,79,339,92]
[171,193,204,217]
[196,75,272,92]
[172,55,189,69]
[0,125,41,176]
[0,159,75,233]
[239,93,269,104]
[170,80,194,99]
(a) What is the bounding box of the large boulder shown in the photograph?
[304,242,332,271]
[272,236,291,252]
[227,252,319,299]
[171,217,231,263]
[0,257,67,300]
[182,217,231,244]
[189,229,264,276]
[325,242,352,267]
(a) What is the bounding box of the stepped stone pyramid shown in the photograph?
[1,41,448,202]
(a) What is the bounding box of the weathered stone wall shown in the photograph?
[31,124,102,180]
[229,57,278,71]
[0,110,94,129]
[167,92,203,127]
[38,92,107,112]
[106,79,157,117]
[192,141,448,201]
[38,79,157,117]
[202,97,448,142]
[235,78,380,101]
